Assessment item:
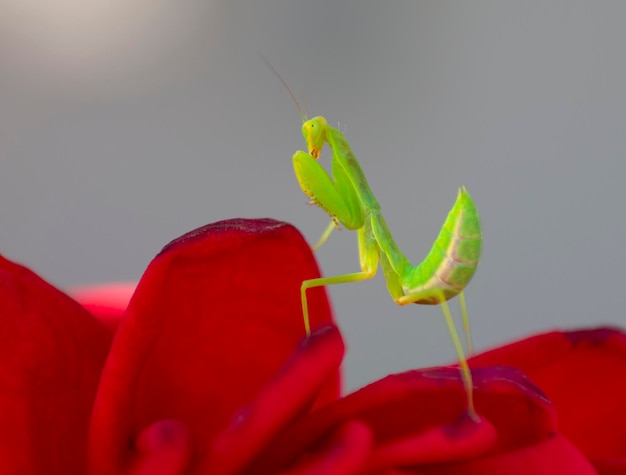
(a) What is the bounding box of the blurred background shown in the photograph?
[1,1,624,391]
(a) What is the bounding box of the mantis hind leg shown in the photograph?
[459,291,474,356]
[397,288,477,420]
[438,296,478,421]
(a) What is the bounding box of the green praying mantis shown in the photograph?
[270,64,483,420]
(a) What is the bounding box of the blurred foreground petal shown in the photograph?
[0,255,111,474]
[71,281,136,331]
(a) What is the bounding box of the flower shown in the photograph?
[0,218,624,474]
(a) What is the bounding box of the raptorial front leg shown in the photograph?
[293,151,364,231]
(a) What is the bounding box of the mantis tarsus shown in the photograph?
[271,64,483,420]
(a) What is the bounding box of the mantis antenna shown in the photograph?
[261,56,307,123]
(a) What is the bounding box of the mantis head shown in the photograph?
[302,116,328,159]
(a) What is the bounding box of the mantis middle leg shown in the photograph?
[312,220,336,252]
[301,225,379,335]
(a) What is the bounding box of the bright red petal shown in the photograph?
[71,281,136,332]
[87,218,336,474]
[0,255,111,474]
[470,327,626,471]
[207,325,345,474]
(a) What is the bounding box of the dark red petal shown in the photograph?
[258,366,556,471]
[88,219,336,474]
[366,414,496,470]
[0,255,111,474]
[589,456,626,475]
[71,282,136,332]
[207,326,344,474]
[280,421,373,475]
[125,420,193,475]
[393,434,598,474]
[470,327,626,465]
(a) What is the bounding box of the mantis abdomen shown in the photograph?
[399,186,482,305]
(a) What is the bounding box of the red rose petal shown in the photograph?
[206,326,344,474]
[280,421,373,475]
[0,255,111,474]
[400,434,598,474]
[469,327,626,467]
[367,414,497,470]
[126,419,193,475]
[255,366,555,472]
[88,219,336,474]
[589,456,626,475]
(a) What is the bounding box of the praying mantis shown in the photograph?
[270,64,483,419]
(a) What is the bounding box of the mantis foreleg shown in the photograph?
[293,150,364,231]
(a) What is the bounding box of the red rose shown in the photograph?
[1,218,623,473]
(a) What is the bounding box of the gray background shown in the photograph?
[1,1,624,391]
